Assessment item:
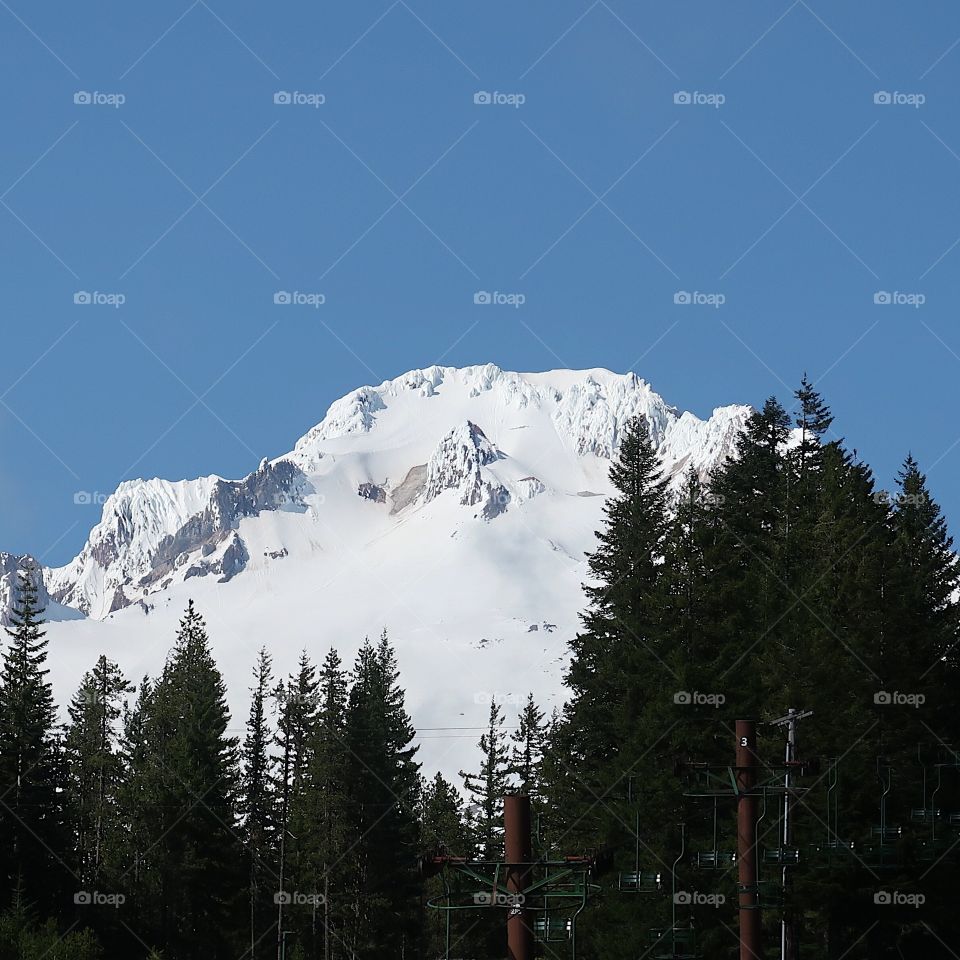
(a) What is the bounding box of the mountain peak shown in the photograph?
[422,420,507,515]
[30,365,750,622]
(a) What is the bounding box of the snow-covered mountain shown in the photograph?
[16,365,751,780]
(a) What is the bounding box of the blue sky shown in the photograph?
[3,1,960,564]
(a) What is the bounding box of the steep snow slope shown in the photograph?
[29,365,751,781]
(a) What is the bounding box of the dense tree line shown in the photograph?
[546,380,960,959]
[0,377,957,959]
[0,582,476,959]
[0,572,547,959]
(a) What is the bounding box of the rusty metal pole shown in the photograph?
[736,720,764,960]
[504,793,534,960]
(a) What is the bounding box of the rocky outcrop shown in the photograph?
[358,482,387,504]
[423,422,501,506]
[47,459,309,616]
[390,466,428,515]
[183,532,249,584]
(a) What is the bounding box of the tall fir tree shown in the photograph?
[115,673,154,913]
[793,372,835,483]
[63,655,131,891]
[239,647,276,960]
[457,699,514,960]
[656,470,717,692]
[460,698,511,860]
[0,563,67,914]
[122,601,244,959]
[555,414,672,827]
[890,454,960,673]
[707,396,792,712]
[889,456,960,777]
[342,633,421,960]
[289,647,350,960]
[580,414,670,635]
[272,651,319,957]
[508,694,547,801]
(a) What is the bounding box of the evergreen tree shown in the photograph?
[239,648,276,960]
[580,414,670,636]
[122,601,244,959]
[420,772,467,856]
[458,698,514,960]
[289,647,350,960]
[559,413,672,822]
[890,455,959,670]
[706,396,793,712]
[460,698,510,860]
[419,772,469,958]
[508,694,547,800]
[659,471,713,660]
[0,894,103,959]
[273,651,319,957]
[278,652,320,802]
[540,415,679,956]
[889,456,960,783]
[778,379,846,707]
[342,633,421,959]
[793,372,835,483]
[116,675,154,895]
[0,563,66,914]
[63,656,131,892]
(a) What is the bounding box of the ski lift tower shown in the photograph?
[423,793,598,960]
[769,709,813,960]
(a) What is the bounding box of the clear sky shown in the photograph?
[3,1,960,565]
